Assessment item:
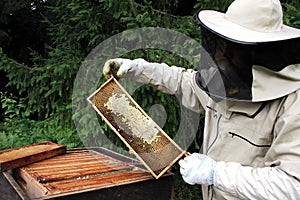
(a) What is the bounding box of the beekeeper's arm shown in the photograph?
[180,154,299,199]
[179,90,300,199]
[103,58,207,112]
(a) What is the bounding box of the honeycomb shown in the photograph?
[104,93,160,144]
[87,77,185,179]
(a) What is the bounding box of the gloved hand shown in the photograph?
[179,153,217,186]
[103,58,148,79]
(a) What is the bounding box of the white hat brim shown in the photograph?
[198,10,300,44]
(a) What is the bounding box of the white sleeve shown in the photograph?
[215,161,300,200]
[126,62,207,113]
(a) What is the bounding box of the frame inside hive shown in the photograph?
[14,149,156,199]
[87,77,186,179]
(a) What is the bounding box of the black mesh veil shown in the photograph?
[195,24,300,102]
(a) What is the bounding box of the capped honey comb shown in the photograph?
[87,77,186,179]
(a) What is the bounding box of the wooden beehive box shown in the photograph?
[1,148,174,200]
[0,142,66,172]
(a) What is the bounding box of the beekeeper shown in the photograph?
[102,0,300,199]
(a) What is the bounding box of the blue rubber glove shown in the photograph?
[179,153,217,186]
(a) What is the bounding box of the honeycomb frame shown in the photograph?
[87,77,186,179]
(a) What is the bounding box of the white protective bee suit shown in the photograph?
[102,0,300,199]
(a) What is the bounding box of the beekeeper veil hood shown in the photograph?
[195,0,300,102]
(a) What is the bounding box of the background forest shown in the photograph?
[1,0,300,199]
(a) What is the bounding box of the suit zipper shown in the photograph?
[207,114,222,153]
[228,132,271,147]
[208,185,213,200]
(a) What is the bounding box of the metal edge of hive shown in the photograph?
[86,77,186,179]
[2,171,31,200]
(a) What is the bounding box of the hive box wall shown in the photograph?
[0,148,174,200]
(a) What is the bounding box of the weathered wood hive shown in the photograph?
[1,148,174,200]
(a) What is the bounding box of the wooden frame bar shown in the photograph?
[87,77,186,179]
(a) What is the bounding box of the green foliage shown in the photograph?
[0,49,78,121]
[1,0,300,199]
[0,91,82,151]
[0,0,48,66]
[0,117,82,151]
[1,92,29,119]
[194,0,233,11]
[283,1,300,27]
